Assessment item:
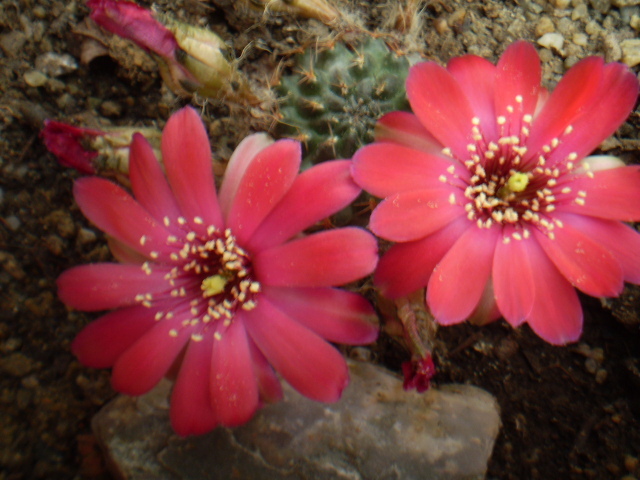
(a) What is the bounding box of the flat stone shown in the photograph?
[93,361,501,480]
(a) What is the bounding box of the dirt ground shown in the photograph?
[1,0,640,478]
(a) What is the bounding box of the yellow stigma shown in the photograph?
[506,172,529,193]
[201,275,227,297]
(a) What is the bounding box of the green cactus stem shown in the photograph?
[277,38,411,166]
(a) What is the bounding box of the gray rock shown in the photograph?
[93,361,501,480]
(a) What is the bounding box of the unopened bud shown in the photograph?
[41,120,162,177]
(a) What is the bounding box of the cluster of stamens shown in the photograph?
[136,216,260,342]
[437,95,591,243]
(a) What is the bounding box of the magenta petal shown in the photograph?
[553,213,640,284]
[525,240,583,345]
[533,221,623,298]
[374,111,444,155]
[57,264,170,311]
[129,133,182,229]
[494,41,541,123]
[226,139,300,244]
[547,62,639,166]
[351,143,461,199]
[525,57,604,159]
[41,120,99,174]
[447,54,498,140]
[218,133,274,217]
[71,305,157,368]
[375,217,469,299]
[162,107,223,231]
[111,312,191,395]
[561,166,640,222]
[406,62,475,159]
[74,177,173,259]
[111,315,190,395]
[248,338,283,404]
[370,188,463,242]
[88,0,177,59]
[247,160,361,252]
[254,227,378,287]
[209,318,259,427]
[262,286,378,345]
[492,227,536,326]
[170,334,219,436]
[243,297,349,402]
[427,225,499,325]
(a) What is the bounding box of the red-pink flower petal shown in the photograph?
[74,177,173,259]
[243,297,349,402]
[494,41,541,124]
[111,315,191,395]
[262,286,378,345]
[226,139,301,245]
[162,107,223,231]
[374,111,443,155]
[492,227,536,327]
[248,338,283,404]
[554,213,640,284]
[210,318,260,427]
[71,305,157,368]
[254,227,377,287]
[375,217,469,299]
[561,166,640,221]
[57,263,170,311]
[427,225,499,325]
[351,143,461,199]
[406,62,475,159]
[524,57,604,160]
[247,160,361,252]
[369,188,464,242]
[525,240,583,345]
[533,221,623,297]
[88,0,177,59]
[41,120,100,174]
[546,62,639,166]
[447,54,497,140]
[170,334,218,436]
[129,133,182,229]
[218,133,274,217]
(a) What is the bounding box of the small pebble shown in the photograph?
[603,33,622,62]
[537,33,565,54]
[100,100,123,117]
[621,39,640,66]
[77,227,97,245]
[624,454,639,472]
[572,3,589,20]
[573,32,589,46]
[0,352,39,377]
[552,0,572,7]
[23,70,48,87]
[35,52,78,78]
[535,17,556,36]
[4,215,20,231]
[595,369,607,384]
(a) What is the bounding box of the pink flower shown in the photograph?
[351,41,640,345]
[58,106,378,435]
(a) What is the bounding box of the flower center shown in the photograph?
[437,96,587,243]
[136,217,261,342]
